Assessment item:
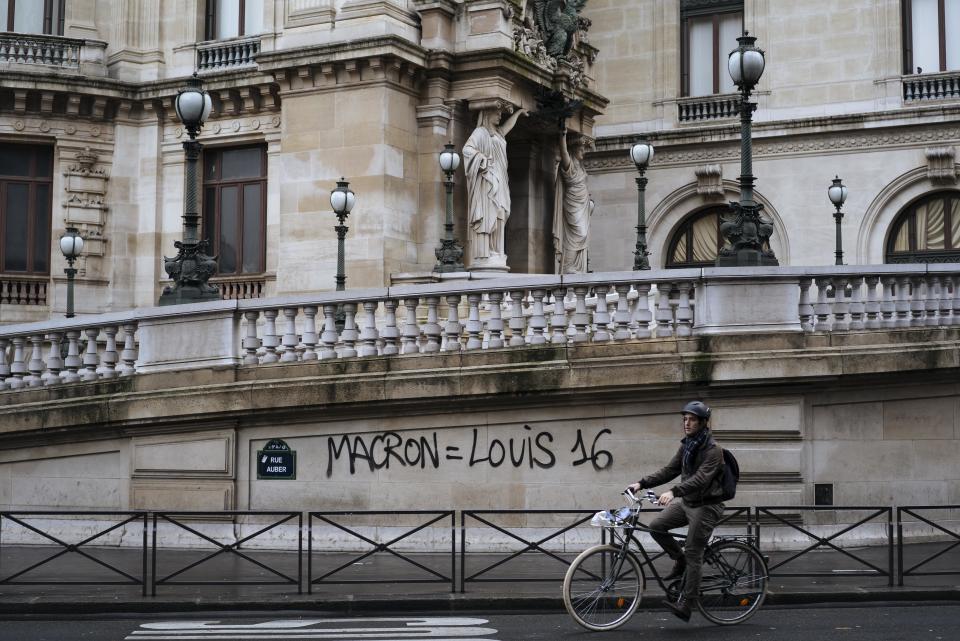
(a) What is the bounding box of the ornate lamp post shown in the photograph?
[159,73,219,305]
[630,141,654,270]
[717,32,778,266]
[330,178,356,292]
[58,226,83,318]
[434,143,465,273]
[828,175,848,265]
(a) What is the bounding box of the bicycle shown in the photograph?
[562,489,768,629]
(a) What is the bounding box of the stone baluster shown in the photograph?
[925,276,941,327]
[863,276,881,330]
[61,330,82,383]
[846,278,865,331]
[401,297,421,354]
[261,309,280,363]
[571,286,590,342]
[880,277,897,328]
[633,283,653,338]
[549,288,568,344]
[42,332,63,385]
[0,338,10,391]
[894,276,912,328]
[487,292,505,348]
[242,311,261,365]
[319,304,339,359]
[443,295,463,352]
[340,303,359,358]
[280,308,300,362]
[24,334,45,387]
[301,306,319,360]
[814,277,833,331]
[938,277,953,326]
[465,293,484,350]
[6,336,26,389]
[591,285,611,342]
[100,325,119,378]
[381,299,400,356]
[675,282,693,337]
[832,278,850,332]
[81,328,100,382]
[654,283,674,338]
[506,290,525,346]
[528,289,548,345]
[358,301,380,357]
[423,296,442,353]
[798,278,814,332]
[909,276,925,327]
[612,284,632,340]
[119,323,138,376]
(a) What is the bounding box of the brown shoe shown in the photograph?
[663,595,693,622]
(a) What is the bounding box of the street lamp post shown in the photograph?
[828,175,848,266]
[58,226,83,318]
[159,72,219,306]
[434,143,465,273]
[630,142,654,270]
[717,32,778,267]
[330,178,356,292]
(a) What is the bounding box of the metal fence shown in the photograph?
[0,506,954,596]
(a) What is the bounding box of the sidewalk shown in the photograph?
[0,542,957,614]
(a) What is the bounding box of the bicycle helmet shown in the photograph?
[681,400,711,419]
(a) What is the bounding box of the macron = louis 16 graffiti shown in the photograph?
[325,426,613,477]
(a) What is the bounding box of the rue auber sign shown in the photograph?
[257,439,296,480]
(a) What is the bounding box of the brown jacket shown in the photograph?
[638,431,725,507]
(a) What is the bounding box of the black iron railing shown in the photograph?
[0,511,147,595]
[756,506,894,586]
[151,511,301,595]
[897,505,960,586]
[308,511,455,593]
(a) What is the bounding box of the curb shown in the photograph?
[0,589,958,616]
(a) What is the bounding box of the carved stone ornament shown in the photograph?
[514,0,592,86]
[695,164,724,197]
[925,146,957,184]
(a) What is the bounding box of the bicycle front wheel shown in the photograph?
[563,543,645,631]
[697,539,768,625]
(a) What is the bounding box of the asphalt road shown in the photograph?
[0,604,956,641]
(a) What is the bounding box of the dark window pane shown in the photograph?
[3,183,30,271]
[219,186,238,274]
[33,184,49,272]
[205,152,218,180]
[0,146,32,177]
[242,183,263,273]
[34,148,53,177]
[203,187,216,246]
[220,147,263,180]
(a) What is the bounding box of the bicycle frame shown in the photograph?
[604,510,689,596]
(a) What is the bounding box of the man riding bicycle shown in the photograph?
[625,400,725,622]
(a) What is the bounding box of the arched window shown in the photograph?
[886,191,960,263]
[666,207,725,268]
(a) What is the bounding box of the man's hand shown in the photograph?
[625,482,642,494]
[658,490,675,506]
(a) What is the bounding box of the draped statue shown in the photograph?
[553,129,593,274]
[462,106,528,270]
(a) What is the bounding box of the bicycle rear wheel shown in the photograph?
[563,543,645,631]
[697,539,767,625]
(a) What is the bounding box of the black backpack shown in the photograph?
[719,448,740,501]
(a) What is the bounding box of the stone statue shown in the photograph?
[534,0,588,57]
[553,128,593,274]
[463,105,528,270]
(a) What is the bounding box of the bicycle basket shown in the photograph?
[590,507,633,527]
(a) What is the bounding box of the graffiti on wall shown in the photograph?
[325,426,613,477]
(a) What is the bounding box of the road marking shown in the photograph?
[126,617,500,641]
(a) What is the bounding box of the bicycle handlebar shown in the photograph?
[622,488,661,506]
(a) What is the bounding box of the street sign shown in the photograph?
[257,439,296,480]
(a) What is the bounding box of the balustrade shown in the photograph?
[197,36,260,71]
[0,34,81,68]
[903,71,960,102]
[4,268,960,395]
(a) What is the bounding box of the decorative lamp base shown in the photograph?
[715,249,779,267]
[158,284,221,306]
